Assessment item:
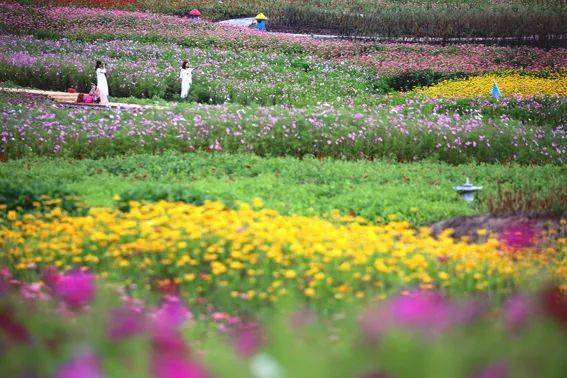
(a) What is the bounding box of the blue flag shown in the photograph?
[491,80,502,99]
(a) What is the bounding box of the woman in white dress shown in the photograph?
[180,61,193,100]
[95,60,110,106]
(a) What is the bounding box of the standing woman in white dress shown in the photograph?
[180,61,193,100]
[95,60,110,106]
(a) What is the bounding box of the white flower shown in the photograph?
[250,353,284,378]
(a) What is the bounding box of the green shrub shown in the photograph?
[0,179,86,217]
[115,184,235,212]
[385,70,470,91]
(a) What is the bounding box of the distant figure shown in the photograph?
[180,61,193,99]
[95,60,110,106]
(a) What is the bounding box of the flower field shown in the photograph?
[33,0,567,44]
[2,92,566,164]
[1,1,567,377]
[416,73,567,98]
[3,200,564,308]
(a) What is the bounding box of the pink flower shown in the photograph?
[232,322,264,358]
[54,270,96,308]
[20,282,48,301]
[55,351,103,378]
[151,354,209,378]
[289,309,316,329]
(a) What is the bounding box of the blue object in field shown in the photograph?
[256,20,266,31]
[491,81,502,99]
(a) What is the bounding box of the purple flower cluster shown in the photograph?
[1,92,564,164]
[0,34,373,106]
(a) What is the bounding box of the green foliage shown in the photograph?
[2,153,564,225]
[116,184,234,211]
[385,70,470,91]
[0,178,86,216]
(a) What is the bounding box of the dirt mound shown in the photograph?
[430,214,565,243]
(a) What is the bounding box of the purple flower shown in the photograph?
[38,113,56,120]
[504,295,532,332]
[55,351,103,378]
[54,270,96,308]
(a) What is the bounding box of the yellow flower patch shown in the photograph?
[415,73,567,98]
[1,201,564,304]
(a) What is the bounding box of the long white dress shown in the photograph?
[180,68,193,99]
[96,67,110,106]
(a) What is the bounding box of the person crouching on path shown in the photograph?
[180,61,193,100]
[95,60,110,107]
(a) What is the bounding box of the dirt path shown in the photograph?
[0,87,153,110]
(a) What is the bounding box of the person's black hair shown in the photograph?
[95,60,103,70]
[182,61,188,69]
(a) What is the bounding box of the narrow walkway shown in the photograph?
[217,17,557,45]
[0,87,148,110]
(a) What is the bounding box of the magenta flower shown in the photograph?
[41,266,61,290]
[107,305,146,341]
[0,306,30,344]
[55,351,103,378]
[500,222,538,251]
[359,291,476,342]
[473,361,509,378]
[154,295,192,328]
[151,324,188,355]
[151,353,209,378]
[540,285,567,328]
[54,270,96,308]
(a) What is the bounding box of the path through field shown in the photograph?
[0,87,158,110]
